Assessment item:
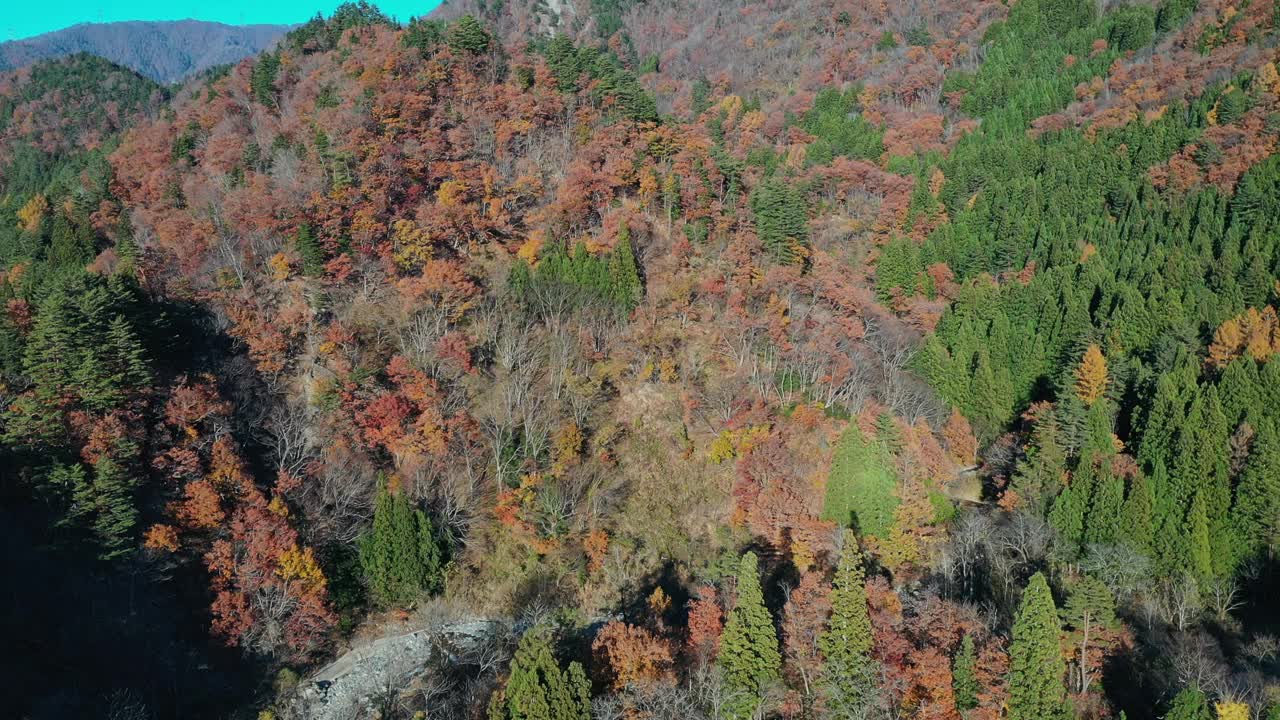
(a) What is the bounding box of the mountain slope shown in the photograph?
[2,1,1280,719]
[0,20,290,83]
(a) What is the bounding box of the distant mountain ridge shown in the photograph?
[0,20,291,84]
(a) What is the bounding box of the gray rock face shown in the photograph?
[295,618,511,720]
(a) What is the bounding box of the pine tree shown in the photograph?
[1234,420,1280,560]
[6,288,77,443]
[1084,472,1125,546]
[89,456,139,560]
[662,173,682,221]
[294,224,326,277]
[717,551,782,720]
[104,313,151,391]
[1013,414,1068,513]
[820,530,872,662]
[1166,687,1213,720]
[1049,462,1093,553]
[359,479,445,607]
[446,15,492,55]
[251,53,280,106]
[1187,490,1213,581]
[1149,460,1193,573]
[970,348,1015,438]
[952,634,979,711]
[509,258,532,301]
[608,225,642,312]
[820,530,878,718]
[750,178,809,265]
[46,210,94,268]
[488,629,590,720]
[1007,573,1069,720]
[1119,471,1155,556]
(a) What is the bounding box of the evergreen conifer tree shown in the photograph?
[251,53,280,106]
[359,479,445,607]
[1120,471,1155,556]
[89,456,139,560]
[1187,490,1213,581]
[1007,572,1069,720]
[608,225,642,312]
[488,628,590,720]
[1084,473,1125,546]
[953,634,979,711]
[1060,575,1116,694]
[750,179,808,265]
[820,530,878,718]
[1234,420,1280,560]
[1166,687,1213,720]
[446,15,492,55]
[718,551,782,720]
[294,224,326,277]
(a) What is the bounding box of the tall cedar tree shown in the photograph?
[1234,419,1280,560]
[1007,572,1069,720]
[819,530,878,717]
[294,224,326,277]
[608,224,643,312]
[358,479,445,607]
[717,551,782,720]
[446,15,491,55]
[750,178,808,265]
[488,629,590,720]
[952,634,979,711]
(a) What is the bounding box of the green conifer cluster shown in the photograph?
[488,629,591,720]
[750,179,809,265]
[358,479,446,607]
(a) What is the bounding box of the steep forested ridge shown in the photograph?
[2,0,1279,718]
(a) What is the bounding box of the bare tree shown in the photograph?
[1203,577,1244,625]
[1167,631,1229,696]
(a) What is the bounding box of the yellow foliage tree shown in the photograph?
[1075,344,1108,406]
[1209,316,1246,367]
[268,252,293,281]
[1260,62,1280,95]
[436,180,469,207]
[16,194,47,233]
[638,168,659,204]
[144,523,180,552]
[1242,306,1277,361]
[277,545,327,593]
[1209,306,1279,367]
[1215,702,1249,720]
[552,422,584,475]
[391,218,433,270]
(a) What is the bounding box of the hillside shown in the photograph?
[0,20,290,83]
[0,54,165,194]
[2,1,1280,719]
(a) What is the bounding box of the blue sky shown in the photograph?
[4,0,442,41]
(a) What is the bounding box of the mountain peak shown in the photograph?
[0,19,292,84]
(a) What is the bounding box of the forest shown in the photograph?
[0,0,1278,718]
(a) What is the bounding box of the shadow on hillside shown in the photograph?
[0,502,266,719]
